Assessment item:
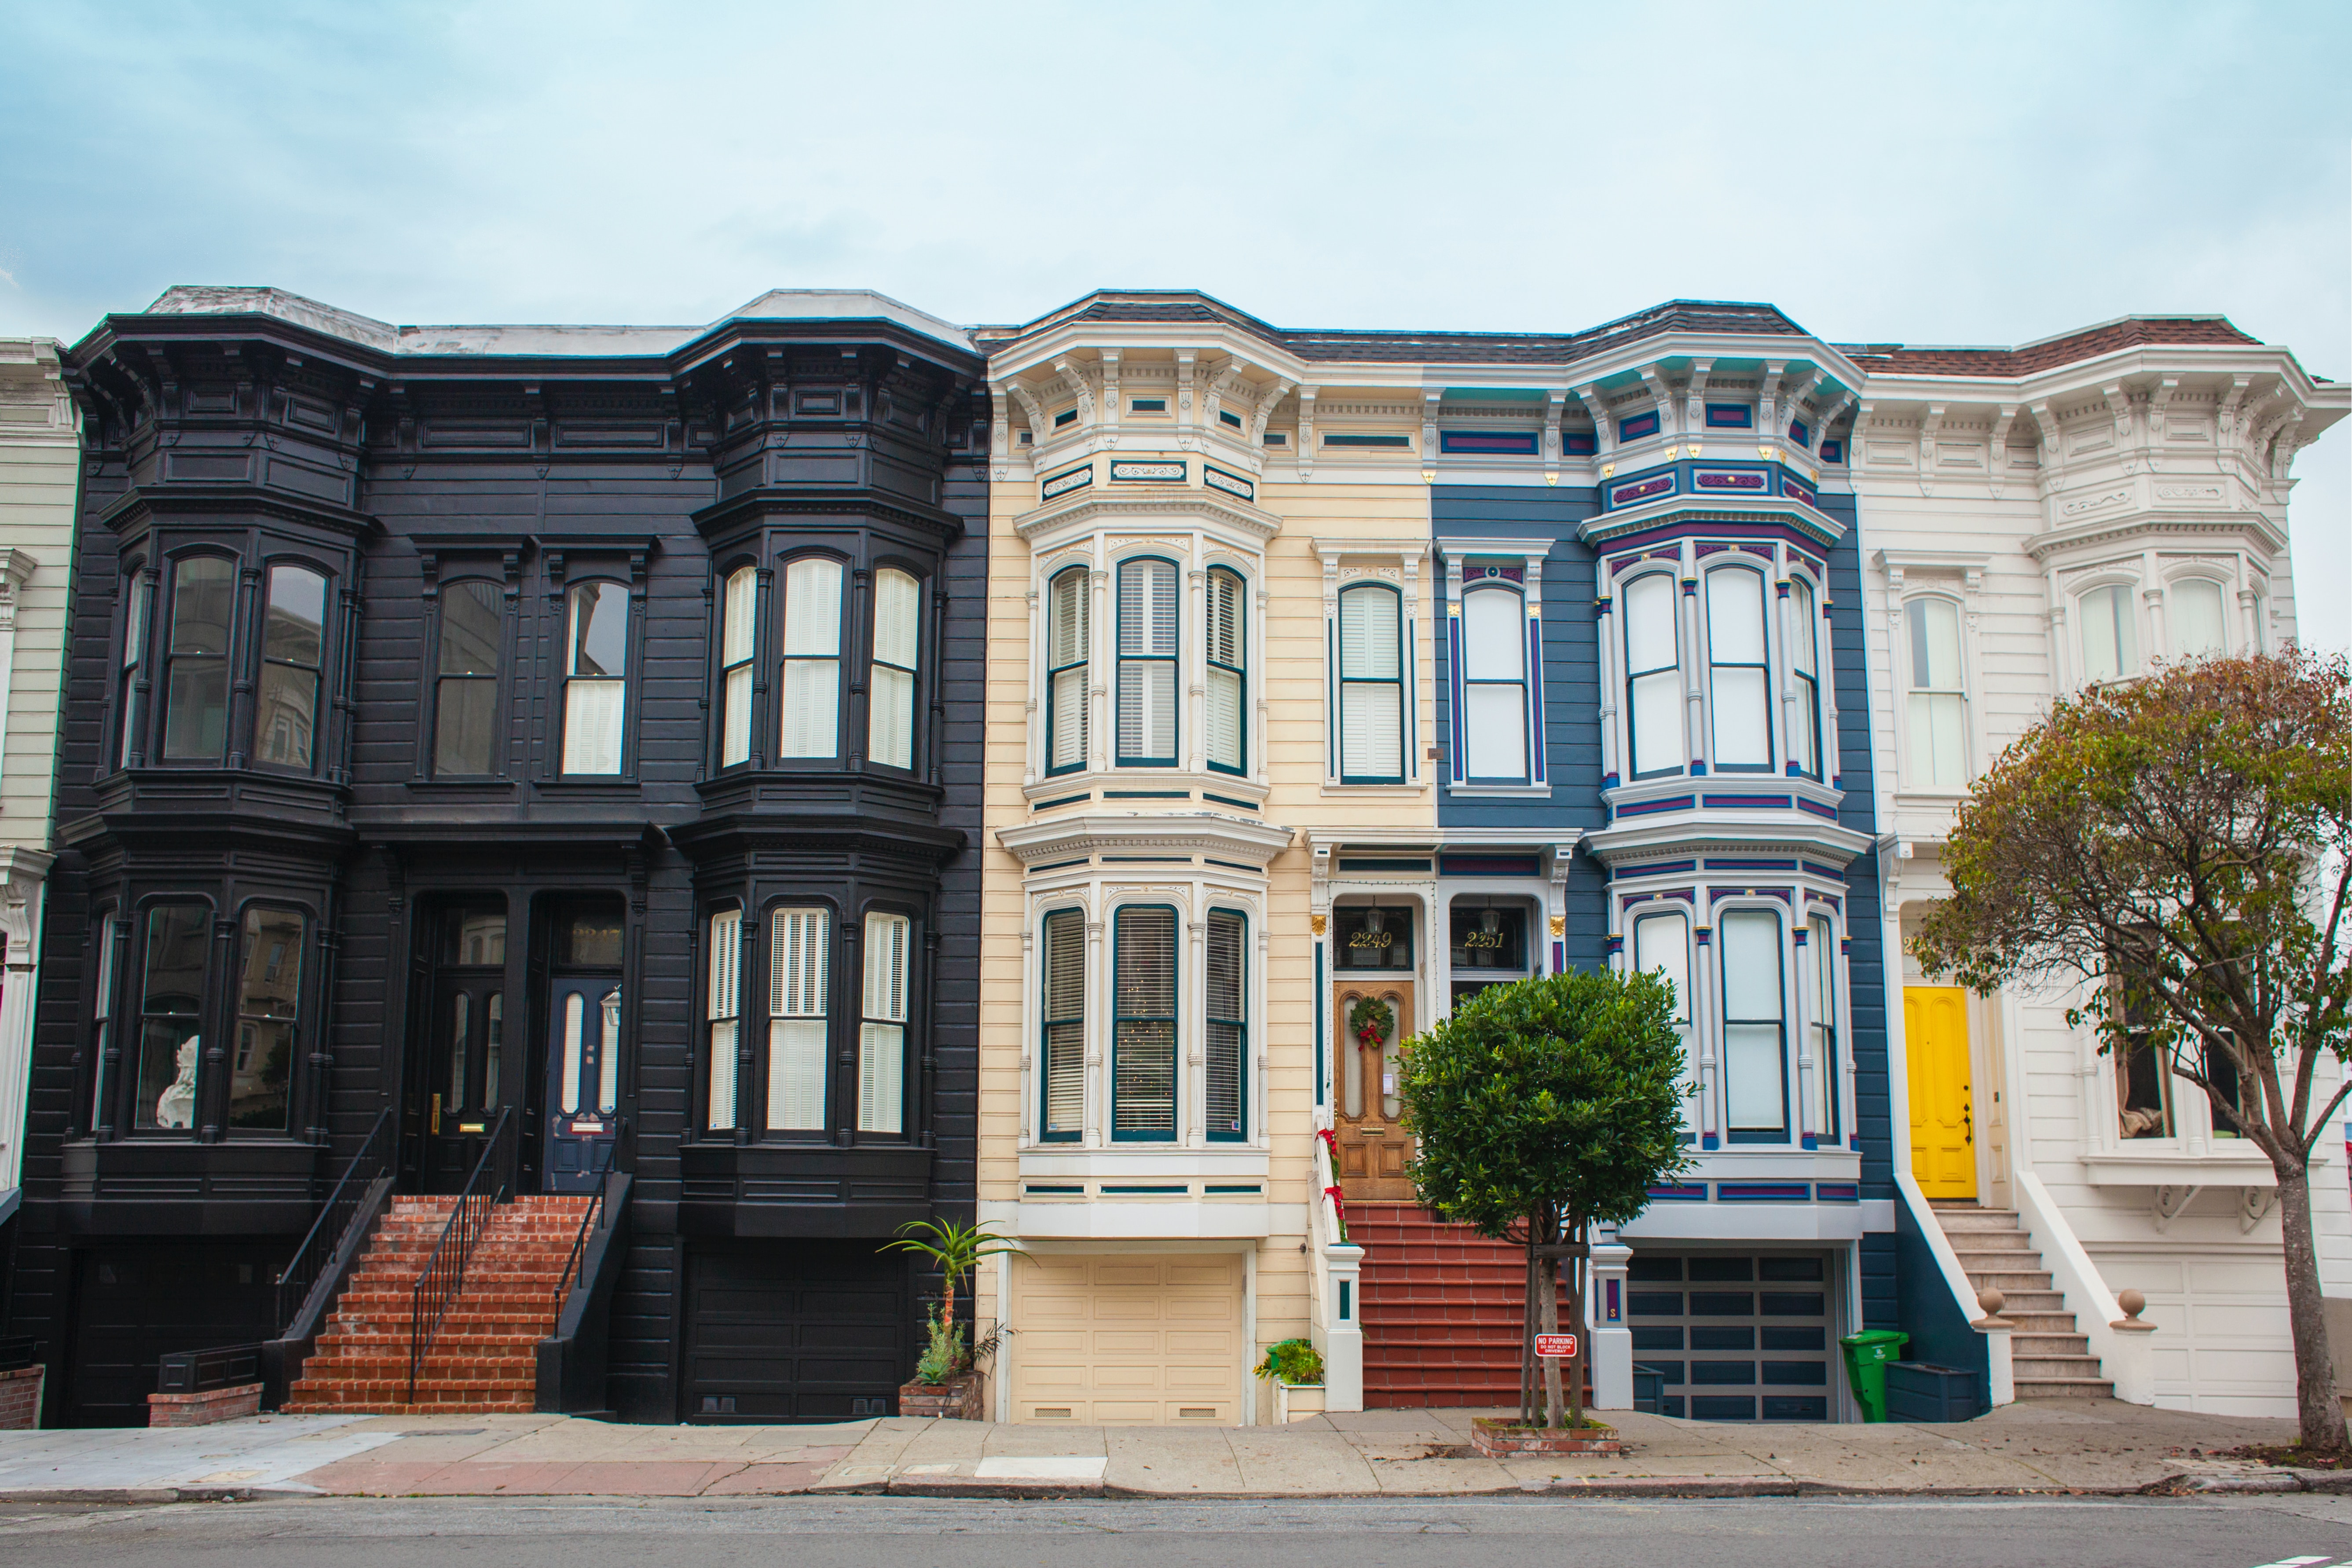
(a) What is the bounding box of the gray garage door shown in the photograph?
[682,1241,907,1423]
[1625,1251,1835,1421]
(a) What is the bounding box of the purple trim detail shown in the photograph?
[1694,926,1713,945]
[1705,403,1755,429]
[1666,888,1696,904]
[1819,439,1844,463]
[1607,1278,1622,1322]
[1441,429,1540,455]
[1447,615,1465,786]
[1781,475,1819,507]
[1817,1182,1860,1202]
[1618,859,1698,878]
[1775,579,1792,597]
[1840,939,1853,956]
[1603,934,1625,954]
[1611,474,1675,506]
[1788,421,1810,447]
[1650,1182,1709,1201]
[1529,617,1546,782]
[1470,563,1525,583]
[1702,794,1794,810]
[1700,1133,1720,1150]
[1616,795,1694,817]
[1703,857,1800,870]
[1798,798,1840,820]
[1786,762,1804,777]
[1690,759,1707,775]
[1619,409,1661,442]
[1792,928,1810,945]
[1799,861,1848,882]
[1717,1182,1810,1202]
[1594,597,1613,614]
[1682,579,1699,595]
[1808,893,1843,911]
[1801,1133,1819,1150]
[1552,940,1564,971]
[1695,469,1767,491]
[1440,854,1541,877]
[1564,431,1598,455]
[1847,1134,1861,1150]
[1601,770,1620,787]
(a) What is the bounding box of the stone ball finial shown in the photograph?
[1977,1286,2005,1317]
[2118,1288,2146,1320]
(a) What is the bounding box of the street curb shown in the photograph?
[0,1486,313,1505]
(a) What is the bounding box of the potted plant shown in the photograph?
[882,1218,1029,1419]
[1256,1337,1327,1424]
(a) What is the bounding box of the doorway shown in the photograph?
[418,900,512,1194]
[1905,985,1976,1199]
[542,898,624,1193]
[1331,903,1418,1202]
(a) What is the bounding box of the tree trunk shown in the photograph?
[1537,1245,1563,1429]
[2274,1158,2349,1450]
[1520,1246,1538,1427]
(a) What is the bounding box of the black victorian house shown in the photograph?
[10,287,987,1425]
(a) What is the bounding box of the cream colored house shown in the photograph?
[1853,316,2351,1415]
[0,340,80,1207]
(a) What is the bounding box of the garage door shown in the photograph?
[69,1245,284,1428]
[1625,1251,1836,1421]
[1011,1253,1244,1425]
[2099,1248,2293,1417]
[682,1241,905,1423]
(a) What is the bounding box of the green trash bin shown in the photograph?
[1839,1330,1909,1422]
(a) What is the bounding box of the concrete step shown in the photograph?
[2010,1333,2092,1357]
[1965,1268,2055,1293]
[2014,1376,2115,1398]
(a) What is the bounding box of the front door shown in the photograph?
[544,902,625,1193]
[1331,902,1419,1202]
[1905,986,1976,1199]
[421,904,510,1194]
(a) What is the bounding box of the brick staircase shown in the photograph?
[1353,1202,1530,1409]
[1933,1203,2113,1399]
[286,1194,592,1414]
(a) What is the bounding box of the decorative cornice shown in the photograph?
[2022,507,2287,564]
[1583,818,1874,867]
[996,811,1295,868]
[1579,499,1844,552]
[1014,489,1281,545]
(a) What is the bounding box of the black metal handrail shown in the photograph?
[407,1106,517,1403]
[276,1106,396,1334]
[551,1132,621,1306]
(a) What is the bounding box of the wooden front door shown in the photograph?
[1334,976,1417,1202]
[1905,985,1976,1199]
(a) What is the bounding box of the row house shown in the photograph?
[10,288,989,1426]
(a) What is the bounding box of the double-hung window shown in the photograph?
[1623,573,1681,778]
[1040,909,1085,1141]
[1046,567,1089,773]
[706,909,741,1131]
[2170,578,2227,659]
[1789,577,1822,778]
[255,566,326,771]
[1462,584,1527,781]
[162,557,235,762]
[1719,909,1787,1140]
[1205,568,1246,773]
[868,569,920,770]
[1337,583,1403,782]
[2080,584,2140,682]
[134,902,210,1133]
[1205,910,1246,1140]
[117,573,151,768]
[434,581,503,776]
[769,907,828,1131]
[719,567,757,767]
[1112,906,1176,1139]
[1905,598,1966,790]
[1116,559,1178,765]
[1804,915,1838,1143]
[1634,911,1695,1138]
[89,916,118,1129]
[1707,567,1772,770]
[561,581,629,775]
[779,557,843,758]
[858,912,910,1133]
[229,906,301,1131]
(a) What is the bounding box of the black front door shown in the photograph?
[544,901,624,1193]
[421,902,510,1193]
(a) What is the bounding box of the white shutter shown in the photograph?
[562,680,624,774]
[783,558,842,656]
[869,665,914,768]
[1205,571,1243,770]
[1049,569,1090,769]
[1206,572,1240,666]
[1462,587,1523,680]
[1051,569,1088,666]
[1206,667,1242,769]
[872,569,920,668]
[767,908,828,1131]
[1719,910,1786,1132]
[722,568,757,664]
[1051,668,1088,769]
[707,909,740,1131]
[779,558,843,759]
[1339,586,1399,678]
[859,912,909,1133]
[1042,910,1085,1137]
[1711,666,1771,767]
[722,665,753,767]
[1624,573,1678,673]
[1464,684,1526,778]
[1341,682,1402,779]
[778,658,839,758]
[1119,560,1176,656]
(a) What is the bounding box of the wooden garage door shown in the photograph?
[1011,1253,1243,1425]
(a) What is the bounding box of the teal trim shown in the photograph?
[1032,792,1092,810]
[1202,793,1259,811]
[1102,1184,1189,1194]
[1105,789,1190,799]
[1206,906,1248,1143]
[1205,1183,1263,1194]
[1111,904,1179,1141]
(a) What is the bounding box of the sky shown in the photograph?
[2,0,2345,648]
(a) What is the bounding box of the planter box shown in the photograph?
[1273,1381,1326,1424]
[149,1381,261,1428]
[1886,1361,1982,1423]
[0,1365,42,1430]
[899,1372,985,1421]
[1471,1416,1623,1456]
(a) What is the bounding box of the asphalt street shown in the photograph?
[1,1494,2349,1568]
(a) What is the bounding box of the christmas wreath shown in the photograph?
[1349,995,1394,1050]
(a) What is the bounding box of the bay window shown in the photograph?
[561,581,629,775]
[162,557,234,761]
[1790,577,1821,778]
[1633,910,1695,1137]
[1117,558,1179,765]
[1623,573,1681,778]
[229,906,301,1131]
[719,567,757,767]
[1719,909,1787,1141]
[706,908,740,1131]
[255,565,326,771]
[1706,567,1772,770]
[1112,905,1177,1139]
[769,907,829,1131]
[1905,598,1967,791]
[433,580,503,777]
[779,556,843,758]
[1047,567,1089,773]
[134,902,209,1132]
[1803,914,1838,1143]
[117,573,150,767]
[858,911,910,1132]
[1462,584,1528,782]
[1040,908,1085,1142]
[868,568,920,770]
[1337,583,1403,783]
[1205,568,1245,773]
[2080,584,2140,682]
[1206,909,1246,1139]
[2170,578,2227,659]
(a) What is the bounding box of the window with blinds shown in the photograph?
[561,581,629,775]
[778,556,843,759]
[1790,576,1822,779]
[1719,909,1787,1140]
[1047,567,1089,774]
[859,911,909,1133]
[869,569,921,770]
[1707,567,1772,770]
[1905,597,1966,790]
[1624,572,1682,777]
[1205,909,1246,1140]
[1112,906,1176,1139]
[706,909,740,1132]
[769,907,828,1132]
[1462,584,1527,782]
[1116,558,1178,765]
[1337,583,1403,783]
[1205,568,1245,774]
[1040,908,1085,1142]
[719,567,757,768]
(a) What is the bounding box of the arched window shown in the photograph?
[1205,568,1246,774]
[2171,578,2227,659]
[1040,908,1085,1142]
[561,581,629,775]
[1706,567,1772,770]
[770,907,829,1131]
[2080,584,2140,682]
[1633,910,1694,1138]
[434,580,502,777]
[1789,577,1822,778]
[718,567,757,767]
[868,568,920,770]
[1719,909,1787,1141]
[779,557,843,758]
[1337,583,1403,783]
[705,908,740,1132]
[1112,905,1177,1140]
[858,911,910,1132]
[162,557,235,761]
[1046,566,1089,774]
[1206,909,1246,1140]
[1462,585,1527,782]
[1905,598,1966,791]
[1117,558,1179,765]
[1623,573,1681,778]
[255,565,326,771]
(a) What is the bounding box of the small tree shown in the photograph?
[1399,968,1689,1429]
[1914,649,2352,1451]
[882,1218,1031,1385]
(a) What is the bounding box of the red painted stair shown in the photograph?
[285,1194,593,1414]
[1352,1202,1528,1410]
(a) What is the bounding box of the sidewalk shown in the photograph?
[0,1399,2334,1502]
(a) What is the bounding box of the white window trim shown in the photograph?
[1877,552,1987,801]
[1437,539,1546,796]
[1316,539,1428,792]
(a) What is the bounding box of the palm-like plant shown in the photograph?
[882,1218,1030,1377]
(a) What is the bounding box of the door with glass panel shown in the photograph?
[421,901,509,1193]
[1330,904,1417,1202]
[545,900,626,1192]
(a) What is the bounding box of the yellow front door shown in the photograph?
[1905,986,1977,1199]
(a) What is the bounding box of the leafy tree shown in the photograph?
[1914,649,2352,1451]
[1399,968,1689,1429]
